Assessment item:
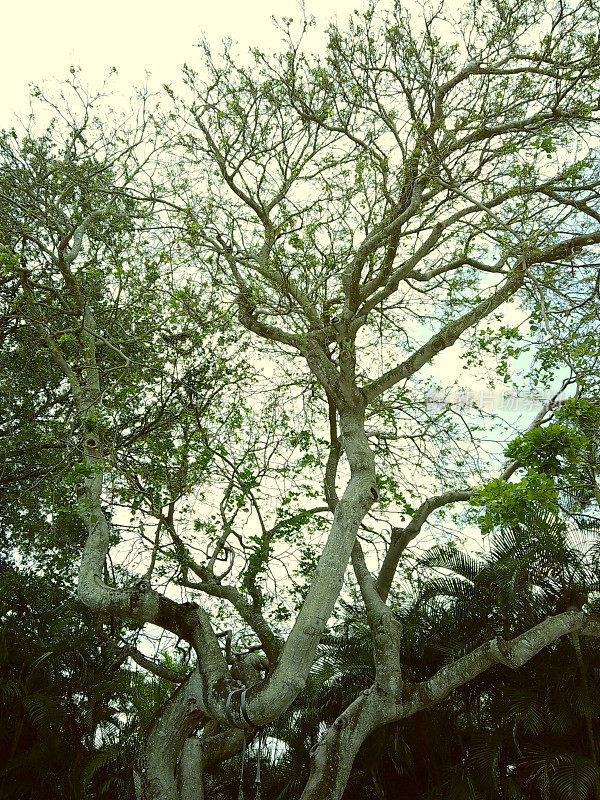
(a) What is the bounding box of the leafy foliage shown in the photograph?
[2,1,600,798]
[0,562,142,800]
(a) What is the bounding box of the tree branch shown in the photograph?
[376,489,473,601]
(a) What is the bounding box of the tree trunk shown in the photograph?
[178,740,205,800]
[300,690,398,800]
[137,672,205,800]
[177,728,247,800]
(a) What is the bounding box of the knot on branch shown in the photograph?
[489,637,517,668]
[129,578,152,612]
[231,651,269,685]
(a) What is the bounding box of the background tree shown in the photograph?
[0,561,141,800]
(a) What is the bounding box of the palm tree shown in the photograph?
[0,562,139,800]
[411,501,600,800]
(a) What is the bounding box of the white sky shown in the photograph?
[0,0,361,128]
[0,0,563,415]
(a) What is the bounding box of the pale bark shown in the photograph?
[137,671,207,800]
[300,610,600,800]
[139,681,248,800]
[177,728,247,800]
[301,689,402,800]
[375,489,473,602]
[352,541,404,696]
[225,408,377,727]
[363,262,526,402]
[178,740,205,800]
[10,37,600,800]
[83,396,379,797]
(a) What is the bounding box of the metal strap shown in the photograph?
[226,686,258,728]
[225,687,241,720]
[240,687,257,728]
[225,686,261,800]
[255,729,262,783]
[237,735,247,800]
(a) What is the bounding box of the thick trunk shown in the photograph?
[299,611,600,800]
[137,671,206,800]
[300,690,398,800]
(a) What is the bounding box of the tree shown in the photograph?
[255,401,600,800]
[0,561,141,800]
[3,0,600,797]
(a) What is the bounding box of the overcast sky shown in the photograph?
[0,0,363,127]
[0,0,534,389]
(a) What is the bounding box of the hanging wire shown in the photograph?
[238,735,247,800]
[225,685,265,800]
[254,729,263,800]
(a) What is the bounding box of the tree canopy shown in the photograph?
[2,0,600,798]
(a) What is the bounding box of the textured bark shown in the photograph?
[225,408,377,728]
[300,610,600,800]
[301,690,399,800]
[137,672,207,800]
[352,541,404,695]
[178,740,204,800]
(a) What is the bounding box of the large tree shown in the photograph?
[3,0,600,797]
